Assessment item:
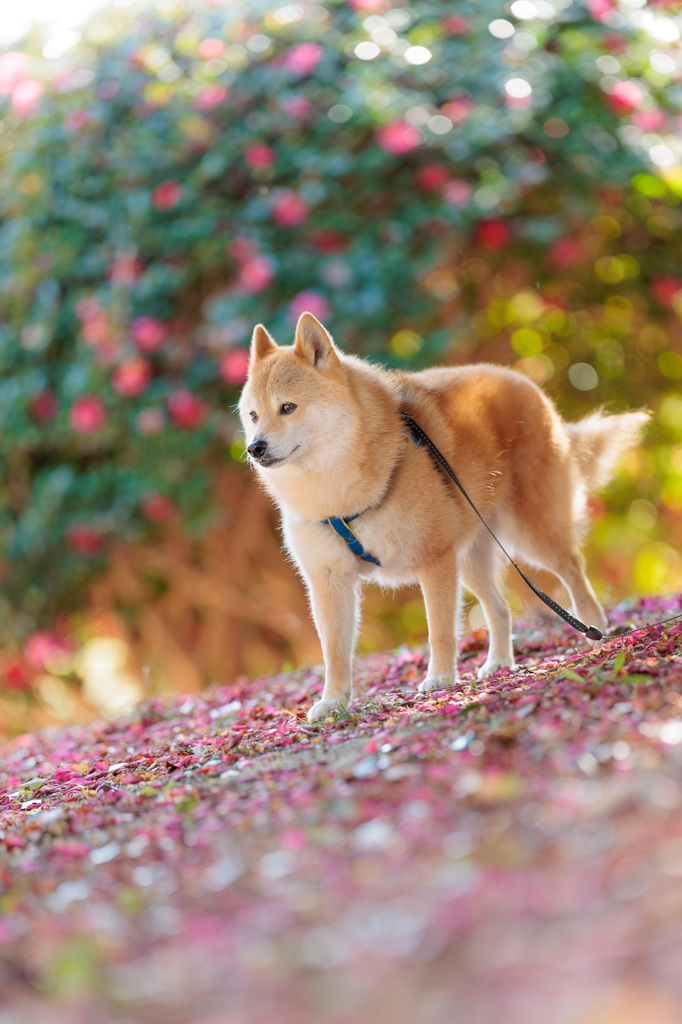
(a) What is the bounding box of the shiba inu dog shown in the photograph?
[239,312,648,723]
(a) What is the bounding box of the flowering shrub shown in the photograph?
[0,0,681,704]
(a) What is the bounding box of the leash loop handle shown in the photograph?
[400,411,604,642]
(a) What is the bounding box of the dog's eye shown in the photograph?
[280,403,297,415]
[249,411,258,422]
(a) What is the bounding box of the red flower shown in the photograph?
[443,15,472,35]
[284,43,323,76]
[112,358,152,397]
[220,349,250,385]
[152,180,183,210]
[475,219,511,251]
[271,190,309,227]
[130,316,168,353]
[375,121,421,156]
[168,390,208,429]
[67,523,103,555]
[1,656,31,692]
[69,395,107,434]
[415,164,450,191]
[237,256,275,293]
[29,390,58,423]
[245,144,275,169]
[140,492,175,523]
[652,277,682,306]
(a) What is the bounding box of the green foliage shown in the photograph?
[1,0,681,656]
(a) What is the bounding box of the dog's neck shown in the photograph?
[258,360,404,523]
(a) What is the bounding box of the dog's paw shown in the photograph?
[306,698,346,723]
[418,673,456,693]
[477,656,516,680]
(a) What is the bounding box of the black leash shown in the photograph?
[400,410,605,641]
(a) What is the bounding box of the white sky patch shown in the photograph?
[0,0,113,47]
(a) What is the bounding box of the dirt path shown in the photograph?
[2,595,682,1024]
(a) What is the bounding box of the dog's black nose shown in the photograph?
[247,438,268,460]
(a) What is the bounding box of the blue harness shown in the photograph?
[321,511,381,566]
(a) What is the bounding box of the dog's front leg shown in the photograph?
[306,569,360,723]
[418,548,459,693]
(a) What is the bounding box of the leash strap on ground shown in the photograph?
[400,410,604,642]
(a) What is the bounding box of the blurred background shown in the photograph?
[1,0,681,735]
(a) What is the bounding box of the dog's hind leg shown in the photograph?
[460,528,515,679]
[418,548,459,692]
[519,538,607,637]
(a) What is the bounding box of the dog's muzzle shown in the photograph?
[247,438,268,461]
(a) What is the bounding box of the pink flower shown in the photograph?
[220,349,250,385]
[108,255,143,286]
[198,37,225,60]
[11,79,44,116]
[631,109,667,131]
[550,237,583,270]
[24,632,72,672]
[443,179,473,207]
[237,256,275,293]
[245,144,275,169]
[288,291,330,323]
[140,492,175,523]
[112,358,152,397]
[281,94,312,118]
[82,315,111,346]
[0,51,30,95]
[195,84,228,110]
[75,297,101,322]
[607,80,643,113]
[375,121,421,156]
[130,316,168,353]
[271,189,309,227]
[168,390,208,430]
[151,180,183,210]
[135,408,165,435]
[69,395,107,434]
[588,0,614,20]
[441,96,473,124]
[415,164,450,190]
[443,15,472,35]
[66,523,102,554]
[349,0,388,10]
[284,42,323,76]
[29,390,58,423]
[65,109,91,132]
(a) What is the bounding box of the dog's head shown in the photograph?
[238,312,350,469]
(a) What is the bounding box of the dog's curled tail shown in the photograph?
[566,409,650,492]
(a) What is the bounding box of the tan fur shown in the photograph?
[239,313,649,723]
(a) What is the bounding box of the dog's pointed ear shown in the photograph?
[293,313,340,369]
[250,324,277,367]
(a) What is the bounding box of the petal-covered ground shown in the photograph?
[2,595,682,1024]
